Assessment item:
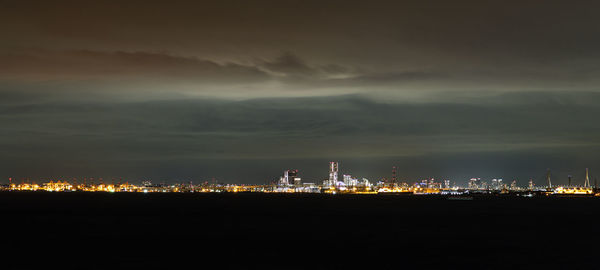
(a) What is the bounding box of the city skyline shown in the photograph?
[3,162,597,197]
[3,1,600,184]
[2,163,597,188]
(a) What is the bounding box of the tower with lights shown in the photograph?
[328,162,338,187]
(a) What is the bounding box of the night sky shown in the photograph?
[2,0,600,185]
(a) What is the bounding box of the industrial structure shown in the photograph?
[584,168,590,188]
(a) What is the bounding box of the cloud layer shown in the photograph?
[1,92,600,184]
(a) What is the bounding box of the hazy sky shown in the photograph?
[2,0,600,185]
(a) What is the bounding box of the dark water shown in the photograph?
[2,192,599,269]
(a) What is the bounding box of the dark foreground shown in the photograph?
[2,192,599,269]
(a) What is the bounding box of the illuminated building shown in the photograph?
[510,180,517,190]
[287,169,300,186]
[279,170,290,186]
[529,179,534,190]
[343,174,358,187]
[328,162,338,187]
[42,181,73,192]
[279,169,299,186]
[554,186,593,195]
[490,178,503,190]
[480,181,488,190]
[294,183,320,193]
[468,178,480,189]
[427,178,442,189]
[360,178,371,187]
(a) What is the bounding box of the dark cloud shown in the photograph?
[260,52,317,77]
[324,71,443,86]
[0,49,449,99]
[0,49,270,83]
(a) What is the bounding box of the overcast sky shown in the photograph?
[2,0,600,185]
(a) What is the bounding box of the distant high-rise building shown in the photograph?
[428,178,436,188]
[468,178,480,189]
[481,181,488,190]
[489,178,503,190]
[363,178,372,187]
[529,178,534,190]
[343,174,359,187]
[444,179,450,189]
[343,174,351,186]
[288,169,298,178]
[491,179,498,190]
[328,162,338,187]
[279,169,298,186]
[279,171,289,186]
